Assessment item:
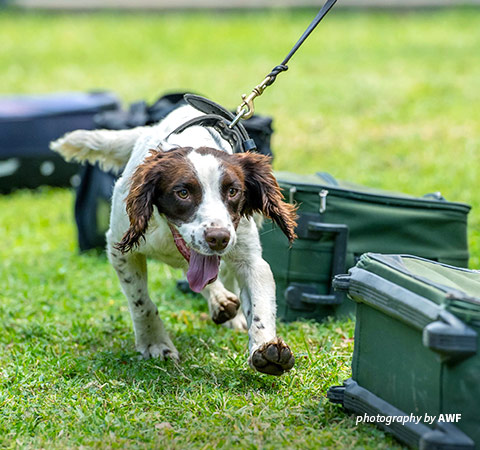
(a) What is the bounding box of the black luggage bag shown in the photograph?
[0,91,120,193]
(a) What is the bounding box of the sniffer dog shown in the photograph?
[51,105,297,375]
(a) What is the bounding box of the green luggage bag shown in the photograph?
[260,172,471,322]
[328,253,480,449]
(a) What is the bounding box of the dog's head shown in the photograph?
[115,147,297,291]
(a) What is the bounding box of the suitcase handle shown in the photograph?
[285,283,343,308]
[423,311,477,358]
[285,218,349,309]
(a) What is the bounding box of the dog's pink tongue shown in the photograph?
[186,250,220,293]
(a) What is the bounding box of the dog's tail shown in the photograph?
[50,127,146,173]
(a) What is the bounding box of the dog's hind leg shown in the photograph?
[108,242,179,361]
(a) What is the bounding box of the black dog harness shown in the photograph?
[167,94,257,154]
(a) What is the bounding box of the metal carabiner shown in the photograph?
[229,75,272,128]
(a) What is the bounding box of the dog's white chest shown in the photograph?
[142,217,188,269]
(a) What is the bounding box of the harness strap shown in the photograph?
[167,112,256,154]
[184,95,237,125]
[184,94,252,143]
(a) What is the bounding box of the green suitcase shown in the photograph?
[260,172,471,322]
[328,253,480,449]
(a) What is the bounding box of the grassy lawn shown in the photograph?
[1,7,479,449]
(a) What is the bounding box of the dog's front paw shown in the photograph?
[211,290,240,325]
[137,341,179,361]
[249,338,295,376]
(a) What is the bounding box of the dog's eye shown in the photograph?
[228,187,239,198]
[176,189,189,199]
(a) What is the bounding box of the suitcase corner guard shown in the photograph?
[327,379,475,450]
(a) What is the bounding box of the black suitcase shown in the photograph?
[0,91,120,193]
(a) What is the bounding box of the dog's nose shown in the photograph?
[205,228,230,251]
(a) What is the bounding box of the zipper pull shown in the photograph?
[289,186,297,204]
[319,189,328,213]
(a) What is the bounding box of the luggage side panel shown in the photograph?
[354,303,442,416]
[323,197,469,269]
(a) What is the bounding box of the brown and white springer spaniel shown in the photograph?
[51,105,297,375]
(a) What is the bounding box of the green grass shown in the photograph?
[1,7,479,449]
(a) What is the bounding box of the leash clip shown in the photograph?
[229,0,338,129]
[229,75,272,128]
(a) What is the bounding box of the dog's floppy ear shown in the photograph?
[234,152,297,243]
[115,151,165,253]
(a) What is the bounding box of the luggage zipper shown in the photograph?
[289,186,328,213]
[423,191,446,201]
[279,177,470,213]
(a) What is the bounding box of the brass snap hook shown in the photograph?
[229,75,272,128]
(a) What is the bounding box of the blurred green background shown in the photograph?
[1,5,479,449]
[2,7,479,264]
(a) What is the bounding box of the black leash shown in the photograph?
[168,0,338,154]
[230,0,338,127]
